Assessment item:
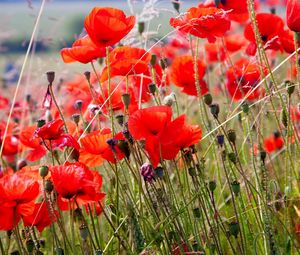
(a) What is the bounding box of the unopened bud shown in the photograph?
[228,222,239,238]
[241,103,249,114]
[204,93,213,106]
[55,247,64,255]
[74,100,83,110]
[208,180,216,192]
[210,103,219,118]
[84,71,91,82]
[122,93,131,109]
[138,22,145,34]
[231,181,240,196]
[228,152,237,164]
[72,113,80,125]
[227,129,236,144]
[116,114,124,126]
[150,55,157,67]
[44,180,54,193]
[172,0,180,13]
[39,165,49,178]
[26,239,35,253]
[148,83,157,95]
[160,58,168,70]
[37,119,46,128]
[193,208,201,218]
[260,150,267,163]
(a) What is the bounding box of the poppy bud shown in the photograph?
[285,80,295,96]
[241,103,249,114]
[193,207,201,218]
[140,163,155,182]
[155,166,164,178]
[84,71,91,82]
[216,134,224,147]
[150,54,157,67]
[17,159,27,170]
[72,113,80,125]
[188,167,196,176]
[172,0,180,13]
[260,150,267,163]
[46,71,55,85]
[37,119,46,128]
[148,83,157,95]
[95,250,103,255]
[270,7,276,14]
[228,152,237,164]
[55,247,64,255]
[44,180,54,193]
[79,224,89,241]
[26,94,31,103]
[227,129,236,144]
[228,222,239,238]
[208,180,216,192]
[281,109,288,128]
[116,114,124,126]
[39,165,49,178]
[138,22,145,34]
[74,100,83,110]
[204,93,213,106]
[231,181,240,196]
[210,103,219,118]
[122,93,131,109]
[160,58,168,70]
[296,32,300,43]
[26,239,35,253]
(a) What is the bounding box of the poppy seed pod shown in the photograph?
[72,113,80,125]
[116,114,124,126]
[138,22,145,34]
[227,129,236,144]
[39,165,49,178]
[84,71,91,82]
[46,71,55,85]
[122,93,131,109]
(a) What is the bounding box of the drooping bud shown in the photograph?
[116,114,124,126]
[150,54,157,67]
[172,0,180,13]
[140,163,155,182]
[231,181,240,196]
[227,130,236,144]
[204,93,213,106]
[228,222,239,238]
[46,71,55,85]
[210,103,219,118]
[39,165,49,178]
[79,224,89,241]
[216,134,224,147]
[44,180,54,193]
[148,83,157,95]
[208,180,217,192]
[84,71,91,82]
[72,113,80,125]
[37,119,46,128]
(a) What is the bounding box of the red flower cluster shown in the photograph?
[128,106,202,167]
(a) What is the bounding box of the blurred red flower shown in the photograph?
[170,55,208,96]
[61,36,107,64]
[244,13,284,55]
[84,7,135,47]
[170,6,231,43]
[264,132,284,153]
[226,59,267,101]
[0,172,40,230]
[287,0,300,33]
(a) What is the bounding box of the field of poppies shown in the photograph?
[1,0,300,254]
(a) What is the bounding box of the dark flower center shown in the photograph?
[261,35,268,42]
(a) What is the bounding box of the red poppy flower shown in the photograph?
[100,46,151,82]
[170,6,231,43]
[20,125,47,161]
[61,36,107,64]
[0,96,9,109]
[0,172,40,230]
[264,132,284,153]
[128,106,201,167]
[205,43,226,62]
[287,0,300,33]
[84,7,135,47]
[35,119,64,140]
[226,58,267,101]
[244,13,284,55]
[23,202,57,232]
[0,135,19,157]
[224,34,247,52]
[170,55,208,96]
[50,162,105,210]
[79,129,125,167]
[279,29,299,54]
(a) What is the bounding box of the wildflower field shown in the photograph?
[1,0,300,254]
